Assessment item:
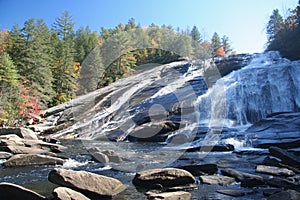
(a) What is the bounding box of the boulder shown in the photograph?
[216,189,245,197]
[0,145,48,154]
[240,177,265,188]
[0,182,46,200]
[265,177,300,190]
[146,191,191,200]
[48,168,126,199]
[91,152,109,164]
[267,190,300,200]
[4,154,64,167]
[179,164,218,175]
[102,150,122,163]
[0,127,38,140]
[0,151,12,159]
[269,146,300,167]
[132,168,196,188]
[199,175,235,186]
[53,187,90,200]
[186,144,234,152]
[256,165,295,176]
[221,168,264,182]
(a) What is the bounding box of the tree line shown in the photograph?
[266,1,300,60]
[0,11,233,126]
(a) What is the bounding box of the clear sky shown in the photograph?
[0,0,298,53]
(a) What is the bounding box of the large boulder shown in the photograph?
[4,154,64,167]
[0,127,38,140]
[132,168,196,189]
[269,146,300,167]
[53,187,90,200]
[48,168,126,199]
[0,182,46,200]
[0,145,48,154]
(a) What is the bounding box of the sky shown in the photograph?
[0,0,298,53]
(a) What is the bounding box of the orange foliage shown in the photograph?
[216,46,226,57]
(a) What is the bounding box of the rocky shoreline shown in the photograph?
[0,113,300,199]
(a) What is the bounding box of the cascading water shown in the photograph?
[196,51,300,127]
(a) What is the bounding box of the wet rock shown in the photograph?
[0,182,46,200]
[199,175,235,186]
[53,187,90,200]
[256,165,295,176]
[240,177,265,188]
[262,188,283,197]
[91,152,109,164]
[0,151,12,159]
[269,146,300,167]
[132,168,196,189]
[48,168,126,199]
[265,177,300,190]
[254,139,300,149]
[179,164,218,175]
[186,144,234,152]
[146,191,191,200]
[221,168,264,182]
[3,154,64,167]
[216,189,245,197]
[0,127,38,140]
[267,190,300,200]
[0,145,48,154]
[128,121,180,142]
[102,150,122,163]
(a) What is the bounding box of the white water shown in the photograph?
[196,51,300,126]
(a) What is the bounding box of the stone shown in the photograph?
[265,177,300,190]
[186,144,234,152]
[91,152,109,164]
[269,146,300,167]
[0,151,12,159]
[0,145,48,154]
[220,168,264,182]
[216,189,245,197]
[3,154,64,167]
[0,127,38,140]
[256,165,295,176]
[240,177,265,188]
[102,150,122,163]
[179,164,218,175]
[199,175,235,186]
[0,182,46,200]
[267,190,300,200]
[146,191,191,200]
[132,168,196,189]
[48,168,126,199]
[53,187,90,200]
[262,188,283,197]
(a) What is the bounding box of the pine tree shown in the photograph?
[190,25,201,43]
[51,11,79,104]
[266,9,284,43]
[211,32,222,57]
[221,35,232,55]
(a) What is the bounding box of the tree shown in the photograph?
[211,32,222,57]
[190,25,201,43]
[266,9,284,43]
[51,11,79,105]
[221,35,232,55]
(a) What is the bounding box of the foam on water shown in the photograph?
[61,159,90,169]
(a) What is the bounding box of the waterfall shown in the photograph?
[196,51,300,126]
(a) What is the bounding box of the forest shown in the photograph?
[0,11,232,126]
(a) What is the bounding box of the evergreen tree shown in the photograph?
[211,32,222,57]
[190,25,201,43]
[221,35,232,55]
[266,9,284,44]
[51,11,79,104]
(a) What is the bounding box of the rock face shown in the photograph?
[0,127,38,140]
[199,175,235,186]
[0,182,46,200]
[3,154,64,167]
[53,187,90,200]
[132,168,196,188]
[146,191,192,200]
[48,168,126,199]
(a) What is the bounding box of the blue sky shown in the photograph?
[0,0,298,53]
